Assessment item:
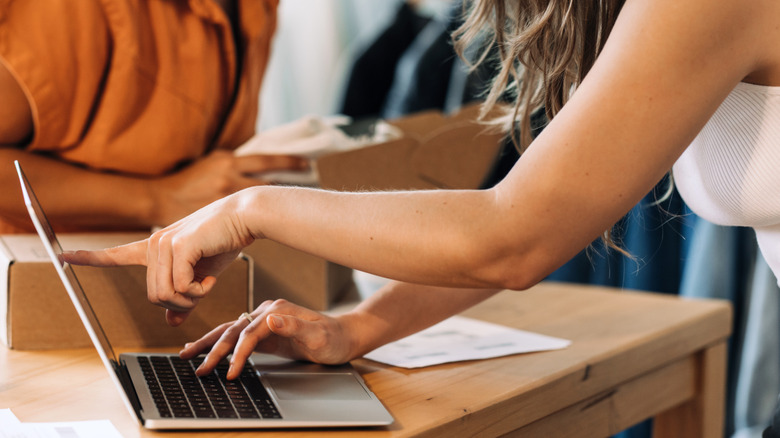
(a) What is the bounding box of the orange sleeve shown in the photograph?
[0,0,110,150]
[213,0,280,149]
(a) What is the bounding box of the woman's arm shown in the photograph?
[68,0,774,312]
[0,148,307,231]
[241,0,771,287]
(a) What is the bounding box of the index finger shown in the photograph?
[227,318,275,379]
[62,240,149,267]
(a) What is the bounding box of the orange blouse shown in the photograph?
[0,0,277,175]
[0,0,277,234]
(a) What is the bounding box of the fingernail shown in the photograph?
[270,315,283,328]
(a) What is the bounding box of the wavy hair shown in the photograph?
[453,0,625,148]
[453,0,629,253]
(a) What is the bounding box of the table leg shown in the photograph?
[652,341,727,438]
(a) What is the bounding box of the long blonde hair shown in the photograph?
[453,0,625,149]
[453,0,628,252]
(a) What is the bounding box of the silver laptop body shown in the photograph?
[15,160,393,429]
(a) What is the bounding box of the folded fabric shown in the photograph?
[235,115,402,185]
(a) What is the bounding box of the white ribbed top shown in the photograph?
[673,81,780,281]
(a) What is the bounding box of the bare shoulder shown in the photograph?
[738,0,780,85]
[614,0,780,85]
[0,59,33,146]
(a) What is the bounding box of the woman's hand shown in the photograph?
[153,150,308,226]
[64,189,262,326]
[180,299,357,380]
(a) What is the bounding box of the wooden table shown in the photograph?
[0,282,731,437]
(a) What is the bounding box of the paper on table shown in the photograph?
[0,409,123,438]
[0,409,20,426]
[363,316,571,369]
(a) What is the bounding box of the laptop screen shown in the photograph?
[15,160,118,363]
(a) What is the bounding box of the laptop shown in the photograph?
[14,160,394,429]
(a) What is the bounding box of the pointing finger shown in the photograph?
[229,319,273,380]
[63,240,149,267]
[179,321,233,360]
[197,316,254,376]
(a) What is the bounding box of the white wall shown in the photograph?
[257,0,404,130]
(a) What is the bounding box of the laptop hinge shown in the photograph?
[113,359,144,420]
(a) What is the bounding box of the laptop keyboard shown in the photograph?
[137,356,282,420]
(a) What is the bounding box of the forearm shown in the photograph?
[1,149,158,229]
[338,282,500,359]
[243,185,537,289]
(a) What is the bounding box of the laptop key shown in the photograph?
[141,355,282,420]
[239,367,281,419]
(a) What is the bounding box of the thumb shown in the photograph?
[267,313,321,343]
[266,313,325,347]
[166,309,191,327]
[266,314,294,336]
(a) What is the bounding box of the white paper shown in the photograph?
[0,409,122,438]
[0,409,21,426]
[363,316,571,368]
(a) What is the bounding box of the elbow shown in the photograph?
[489,261,548,292]
[459,237,553,292]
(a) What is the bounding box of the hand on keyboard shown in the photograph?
[179,299,357,380]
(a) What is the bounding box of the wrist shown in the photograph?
[142,177,167,227]
[101,175,159,228]
[335,310,379,360]
[235,185,275,241]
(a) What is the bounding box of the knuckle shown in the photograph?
[258,300,275,309]
[268,299,289,310]
[170,235,187,253]
[274,298,290,305]
[224,324,244,337]
[150,228,166,242]
[240,324,257,336]
[155,228,173,243]
[154,234,174,252]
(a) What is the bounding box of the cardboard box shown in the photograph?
[246,105,505,310]
[243,240,358,311]
[317,104,505,191]
[0,233,252,350]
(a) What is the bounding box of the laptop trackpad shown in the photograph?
[266,373,371,400]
